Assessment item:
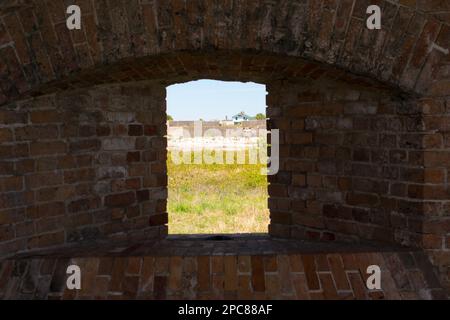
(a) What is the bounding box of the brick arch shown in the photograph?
[0,0,449,105]
[1,50,447,287]
[0,0,449,295]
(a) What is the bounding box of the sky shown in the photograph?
[166,80,267,121]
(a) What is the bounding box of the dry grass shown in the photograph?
[167,151,269,234]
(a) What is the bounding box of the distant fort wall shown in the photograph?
[167,120,267,150]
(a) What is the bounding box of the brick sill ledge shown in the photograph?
[6,234,414,261]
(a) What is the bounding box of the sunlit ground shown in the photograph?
[167,151,269,234]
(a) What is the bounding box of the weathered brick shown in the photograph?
[105,192,136,208]
[149,213,168,226]
[251,256,265,292]
[0,3,447,294]
[30,141,66,156]
[30,110,60,124]
[0,128,13,143]
[28,231,65,249]
[64,168,96,184]
[128,125,143,136]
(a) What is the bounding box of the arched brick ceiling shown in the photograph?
[0,0,449,105]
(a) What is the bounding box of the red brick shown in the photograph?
[288,103,343,117]
[197,256,210,292]
[265,273,281,298]
[0,144,28,160]
[109,258,126,292]
[409,19,441,69]
[30,110,60,123]
[28,231,64,249]
[96,125,111,136]
[27,202,65,219]
[0,176,23,192]
[0,5,447,291]
[251,256,265,292]
[0,225,14,241]
[136,190,150,202]
[224,255,238,291]
[422,234,443,249]
[0,128,13,142]
[237,256,251,273]
[270,212,291,224]
[26,172,63,189]
[126,178,141,190]
[2,19,29,83]
[30,141,66,156]
[140,257,155,293]
[302,255,320,291]
[149,213,168,226]
[128,125,143,136]
[263,256,278,272]
[237,275,253,299]
[327,254,351,291]
[154,257,170,275]
[319,273,339,299]
[167,256,183,292]
[64,168,95,184]
[127,151,140,162]
[292,174,306,186]
[69,139,100,153]
[0,111,27,125]
[291,273,310,299]
[289,254,304,272]
[0,161,14,175]
[346,192,379,207]
[144,125,158,136]
[423,168,446,184]
[268,184,288,197]
[68,198,100,213]
[347,272,368,300]
[211,256,224,274]
[105,192,136,207]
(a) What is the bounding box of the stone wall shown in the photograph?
[0,82,168,258]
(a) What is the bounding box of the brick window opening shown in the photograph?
[166,80,269,235]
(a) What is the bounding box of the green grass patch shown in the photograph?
[167,150,269,234]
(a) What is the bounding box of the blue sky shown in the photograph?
[166,80,267,121]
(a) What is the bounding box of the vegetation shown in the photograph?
[167,114,174,121]
[255,113,266,120]
[167,151,269,234]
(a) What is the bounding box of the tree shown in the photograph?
[255,113,266,120]
[167,114,174,121]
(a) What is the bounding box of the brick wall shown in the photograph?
[268,80,422,245]
[0,0,448,296]
[0,0,449,104]
[267,80,449,291]
[421,97,450,293]
[1,238,446,300]
[0,73,448,293]
[0,82,168,258]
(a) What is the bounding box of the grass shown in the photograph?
[167,150,270,234]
